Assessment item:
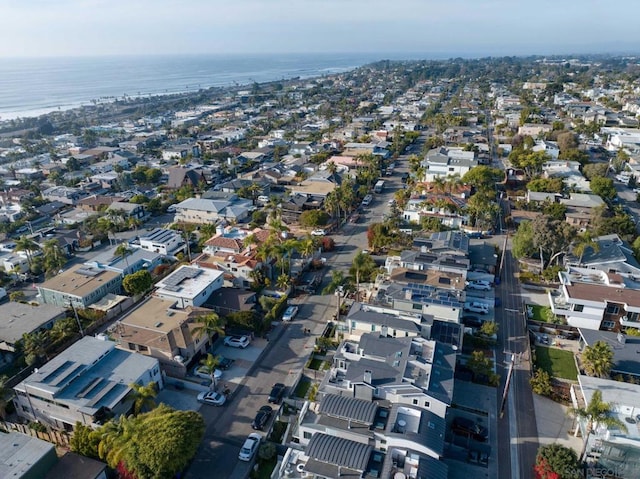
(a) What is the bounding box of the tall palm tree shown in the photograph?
[326,161,338,175]
[581,340,613,378]
[431,176,446,195]
[322,270,347,319]
[128,381,157,416]
[242,233,259,250]
[282,238,300,277]
[14,235,40,268]
[199,354,221,389]
[191,312,225,346]
[42,239,66,278]
[570,389,627,460]
[572,231,600,265]
[114,243,131,271]
[299,236,316,259]
[97,414,138,468]
[350,250,369,302]
[21,330,50,365]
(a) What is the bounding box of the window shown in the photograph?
[606,305,619,315]
[424,401,430,408]
[371,325,376,332]
[303,431,312,439]
[573,304,584,312]
[412,304,421,310]
[351,321,357,329]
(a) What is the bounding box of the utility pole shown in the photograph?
[68,302,84,337]
[500,353,516,418]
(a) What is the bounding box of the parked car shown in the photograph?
[251,405,273,430]
[282,306,299,321]
[462,315,484,328]
[464,302,489,314]
[218,356,234,370]
[224,336,251,348]
[268,383,286,404]
[451,417,488,442]
[197,391,226,406]
[193,365,222,381]
[311,229,326,236]
[238,433,262,461]
[466,280,492,291]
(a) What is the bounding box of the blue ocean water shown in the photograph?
[0,53,381,120]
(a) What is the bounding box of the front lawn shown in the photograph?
[527,304,550,322]
[534,346,577,381]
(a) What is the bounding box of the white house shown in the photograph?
[421,147,477,182]
[154,265,224,308]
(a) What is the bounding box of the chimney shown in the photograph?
[364,370,372,384]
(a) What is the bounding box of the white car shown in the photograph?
[238,433,262,462]
[282,306,299,321]
[224,336,251,348]
[193,365,222,381]
[197,391,226,406]
[464,301,490,314]
[311,229,326,236]
[466,280,492,291]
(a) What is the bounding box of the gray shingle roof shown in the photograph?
[319,394,378,425]
[306,433,372,471]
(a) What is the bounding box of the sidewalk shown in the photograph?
[533,394,583,454]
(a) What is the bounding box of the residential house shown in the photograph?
[44,451,108,479]
[173,195,254,225]
[532,140,560,159]
[106,201,145,221]
[560,193,606,230]
[115,296,213,378]
[161,145,199,161]
[578,330,640,378]
[0,302,66,365]
[193,252,262,289]
[133,228,186,257]
[571,375,640,473]
[13,336,162,431]
[204,287,257,315]
[281,195,324,224]
[549,267,640,332]
[84,245,162,277]
[1,253,30,275]
[517,123,553,137]
[78,195,125,213]
[42,186,87,206]
[37,265,122,309]
[0,432,58,479]
[287,178,338,199]
[421,147,477,182]
[166,167,207,190]
[154,265,224,308]
[564,234,640,276]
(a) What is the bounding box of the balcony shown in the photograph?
[620,316,640,329]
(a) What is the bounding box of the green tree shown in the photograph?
[14,235,40,268]
[589,177,616,200]
[466,350,499,385]
[479,320,499,337]
[322,270,348,319]
[9,291,26,302]
[531,215,575,267]
[556,131,578,151]
[128,381,157,416]
[70,422,101,459]
[534,443,582,479]
[0,375,13,420]
[199,354,221,388]
[299,210,329,228]
[21,330,50,365]
[350,250,377,302]
[42,239,66,278]
[581,340,613,378]
[530,369,553,397]
[582,163,608,180]
[527,177,564,193]
[543,202,567,221]
[572,231,599,265]
[122,270,153,296]
[461,166,504,191]
[570,390,627,460]
[191,312,225,345]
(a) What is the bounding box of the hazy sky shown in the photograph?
[1,0,639,58]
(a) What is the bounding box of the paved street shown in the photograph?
[495,237,539,479]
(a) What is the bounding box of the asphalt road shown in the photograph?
[495,236,539,479]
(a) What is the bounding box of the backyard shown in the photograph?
[534,345,578,381]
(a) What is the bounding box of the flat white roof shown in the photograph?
[155,265,223,299]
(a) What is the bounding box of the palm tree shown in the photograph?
[191,312,225,346]
[128,381,157,415]
[276,273,291,291]
[570,389,627,460]
[327,161,338,175]
[581,340,613,378]
[350,250,369,302]
[299,236,316,259]
[199,354,221,389]
[21,330,50,365]
[42,239,66,278]
[242,233,259,250]
[114,243,131,271]
[572,231,600,265]
[50,317,78,343]
[97,414,138,468]
[14,235,40,268]
[281,238,300,278]
[322,270,347,319]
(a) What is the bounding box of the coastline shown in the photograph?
[0,53,374,122]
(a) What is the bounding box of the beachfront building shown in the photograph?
[13,336,161,431]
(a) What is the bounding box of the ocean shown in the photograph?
[0,53,382,121]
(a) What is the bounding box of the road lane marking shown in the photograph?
[504,308,520,312]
